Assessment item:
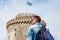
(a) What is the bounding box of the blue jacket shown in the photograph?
[27,23,54,40]
[27,23,43,40]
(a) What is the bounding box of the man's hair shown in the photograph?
[33,15,41,23]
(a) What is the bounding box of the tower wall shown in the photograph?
[6,13,35,40]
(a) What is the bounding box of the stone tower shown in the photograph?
[6,13,35,40]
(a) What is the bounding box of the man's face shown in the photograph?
[31,17,38,25]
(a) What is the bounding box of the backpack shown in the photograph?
[35,27,54,40]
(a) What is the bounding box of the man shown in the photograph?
[27,15,43,40]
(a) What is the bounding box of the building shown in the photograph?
[6,13,35,40]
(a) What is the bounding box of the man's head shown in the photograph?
[31,15,41,25]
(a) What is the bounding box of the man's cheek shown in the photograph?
[33,20,36,23]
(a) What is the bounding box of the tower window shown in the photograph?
[15,33,16,36]
[15,29,16,31]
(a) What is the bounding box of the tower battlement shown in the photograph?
[6,13,35,40]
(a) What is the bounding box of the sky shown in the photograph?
[0,0,60,40]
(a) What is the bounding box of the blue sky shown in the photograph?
[0,0,60,40]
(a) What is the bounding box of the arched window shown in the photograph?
[21,21,23,24]
[26,21,29,24]
[24,21,26,24]
[15,29,16,31]
[15,33,16,36]
[19,21,21,23]
[16,22,19,24]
